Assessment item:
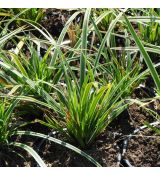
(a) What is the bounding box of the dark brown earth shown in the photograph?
[124,129,160,167]
[41,9,74,37]
[37,130,119,167]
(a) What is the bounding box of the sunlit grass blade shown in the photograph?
[80,8,91,87]
[111,46,160,55]
[0,26,26,45]
[8,51,28,77]
[10,142,47,167]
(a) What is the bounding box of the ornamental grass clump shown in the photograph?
[36,71,134,148]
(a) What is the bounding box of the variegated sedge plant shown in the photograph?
[0,9,151,150]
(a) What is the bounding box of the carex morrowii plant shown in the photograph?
[37,46,153,148]
[50,81,129,148]
[34,63,138,148]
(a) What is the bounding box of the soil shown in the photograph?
[124,129,160,167]
[5,124,119,167]
[37,130,119,167]
[41,9,73,37]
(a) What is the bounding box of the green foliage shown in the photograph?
[0,8,45,23]
[0,97,100,166]
[0,99,15,144]
[1,8,160,166]
[136,9,160,45]
[0,98,47,166]
[43,79,129,148]
[124,14,160,93]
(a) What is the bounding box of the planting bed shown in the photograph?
[0,8,160,167]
